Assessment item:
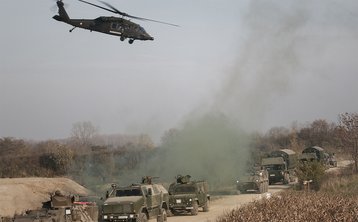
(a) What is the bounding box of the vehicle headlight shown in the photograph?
[103,215,108,219]
[236,180,239,183]
[189,198,192,202]
[255,179,259,182]
[110,216,113,219]
[65,208,71,215]
[129,214,135,218]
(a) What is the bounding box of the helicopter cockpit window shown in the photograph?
[137,27,146,33]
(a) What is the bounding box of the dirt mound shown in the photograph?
[0,177,91,218]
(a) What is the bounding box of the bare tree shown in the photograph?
[71,121,98,146]
[338,113,358,173]
[160,128,179,148]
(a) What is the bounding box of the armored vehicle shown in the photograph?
[168,175,210,216]
[261,149,297,185]
[236,168,268,194]
[102,176,169,222]
[13,190,98,222]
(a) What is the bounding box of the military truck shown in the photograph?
[298,152,318,162]
[168,175,210,216]
[13,190,98,222]
[302,146,328,163]
[101,176,169,222]
[300,146,336,167]
[261,149,297,185]
[236,168,269,194]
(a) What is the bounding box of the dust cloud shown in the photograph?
[119,1,312,188]
[142,112,251,188]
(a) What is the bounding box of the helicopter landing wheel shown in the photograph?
[128,39,134,44]
[120,36,125,41]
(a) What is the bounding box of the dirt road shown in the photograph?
[150,185,289,222]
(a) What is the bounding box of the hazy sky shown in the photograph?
[1,0,358,143]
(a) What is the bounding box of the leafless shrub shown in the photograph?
[217,190,358,222]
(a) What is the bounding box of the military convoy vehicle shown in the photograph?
[168,175,210,216]
[261,149,297,185]
[13,190,98,222]
[299,152,318,162]
[101,176,169,222]
[236,168,269,194]
[301,146,326,163]
[300,146,337,167]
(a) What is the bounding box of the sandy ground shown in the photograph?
[149,185,289,222]
[0,177,90,218]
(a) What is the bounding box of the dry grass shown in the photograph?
[218,164,358,222]
[217,190,358,222]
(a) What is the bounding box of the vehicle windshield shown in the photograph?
[265,164,284,170]
[116,188,142,196]
[173,185,196,194]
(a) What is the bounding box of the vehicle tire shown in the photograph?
[203,199,210,212]
[138,212,148,222]
[157,208,167,222]
[190,201,199,216]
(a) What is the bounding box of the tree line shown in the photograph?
[1,113,358,182]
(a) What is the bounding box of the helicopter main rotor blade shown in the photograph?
[99,0,179,27]
[98,1,130,17]
[79,0,179,27]
[78,0,117,14]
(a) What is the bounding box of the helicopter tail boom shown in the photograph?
[53,1,70,23]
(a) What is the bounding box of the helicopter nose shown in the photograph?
[142,35,154,41]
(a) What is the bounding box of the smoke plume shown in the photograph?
[115,1,312,189]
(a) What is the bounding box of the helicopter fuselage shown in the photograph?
[54,16,154,41]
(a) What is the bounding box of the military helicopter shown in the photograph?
[53,0,178,44]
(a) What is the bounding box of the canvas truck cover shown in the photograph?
[262,157,285,166]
